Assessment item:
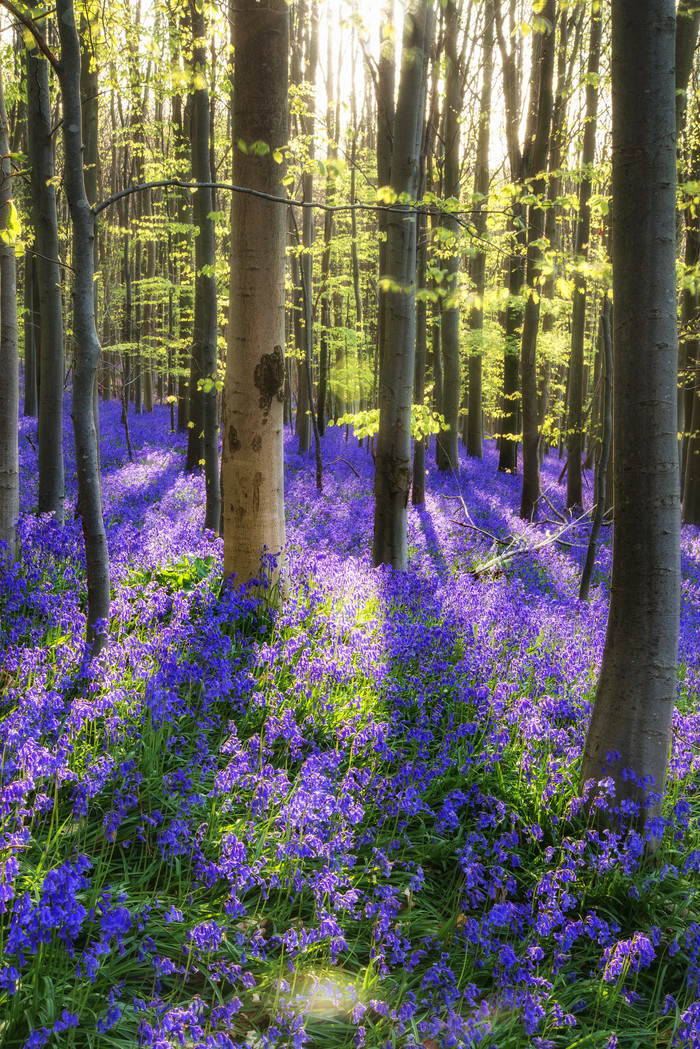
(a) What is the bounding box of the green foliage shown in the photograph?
[329,403,447,440]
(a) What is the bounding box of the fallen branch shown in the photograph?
[326,457,361,479]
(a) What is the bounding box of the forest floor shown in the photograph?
[2,400,700,1048]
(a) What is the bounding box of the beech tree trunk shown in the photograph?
[373,0,432,569]
[436,0,462,475]
[23,249,38,418]
[26,18,65,522]
[580,0,680,827]
[466,0,493,459]
[189,0,220,531]
[566,9,602,511]
[376,0,396,381]
[0,65,18,558]
[518,0,555,521]
[56,0,111,653]
[223,0,288,594]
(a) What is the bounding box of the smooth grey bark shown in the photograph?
[518,0,555,521]
[466,0,494,459]
[188,0,220,531]
[436,0,463,475]
[373,0,433,570]
[56,0,110,653]
[223,0,288,594]
[676,6,700,483]
[23,249,38,418]
[376,0,396,382]
[291,0,318,453]
[579,296,612,601]
[566,8,602,510]
[26,21,65,522]
[412,208,428,505]
[0,65,18,558]
[675,0,700,137]
[495,0,527,475]
[171,88,193,436]
[580,0,680,827]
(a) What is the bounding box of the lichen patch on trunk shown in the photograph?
[254,345,284,413]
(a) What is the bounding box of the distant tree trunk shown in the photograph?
[412,208,428,506]
[466,0,493,459]
[57,0,110,653]
[23,249,38,417]
[0,65,18,558]
[566,8,602,510]
[436,0,462,475]
[26,18,65,522]
[223,0,288,594]
[373,0,432,569]
[172,88,192,436]
[518,0,555,521]
[580,0,679,828]
[676,3,700,484]
[376,0,396,381]
[580,295,612,601]
[291,0,318,453]
[317,15,337,436]
[189,0,220,531]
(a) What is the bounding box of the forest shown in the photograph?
[1,0,700,1045]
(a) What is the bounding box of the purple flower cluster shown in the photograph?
[1,398,699,1047]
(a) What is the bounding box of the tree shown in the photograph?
[222,0,288,594]
[579,0,680,827]
[56,0,111,653]
[436,0,464,475]
[25,8,65,523]
[465,0,494,460]
[518,0,555,521]
[566,6,602,511]
[188,0,220,531]
[0,64,18,558]
[373,0,433,570]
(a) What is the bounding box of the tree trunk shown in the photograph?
[580,0,680,828]
[57,0,110,653]
[466,0,493,459]
[23,249,38,417]
[412,208,428,505]
[375,0,396,383]
[518,0,556,521]
[373,0,432,569]
[580,296,612,601]
[0,65,18,558]
[223,0,288,595]
[566,8,602,510]
[189,0,220,530]
[26,18,65,522]
[436,0,462,475]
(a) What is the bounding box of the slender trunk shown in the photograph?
[436,0,462,475]
[412,208,428,505]
[580,296,612,601]
[26,20,65,521]
[466,0,493,459]
[519,0,556,521]
[57,0,110,653]
[23,249,38,417]
[189,0,220,530]
[566,9,602,510]
[376,0,396,383]
[373,0,433,569]
[0,66,18,558]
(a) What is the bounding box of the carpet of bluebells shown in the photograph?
[2,398,700,1049]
